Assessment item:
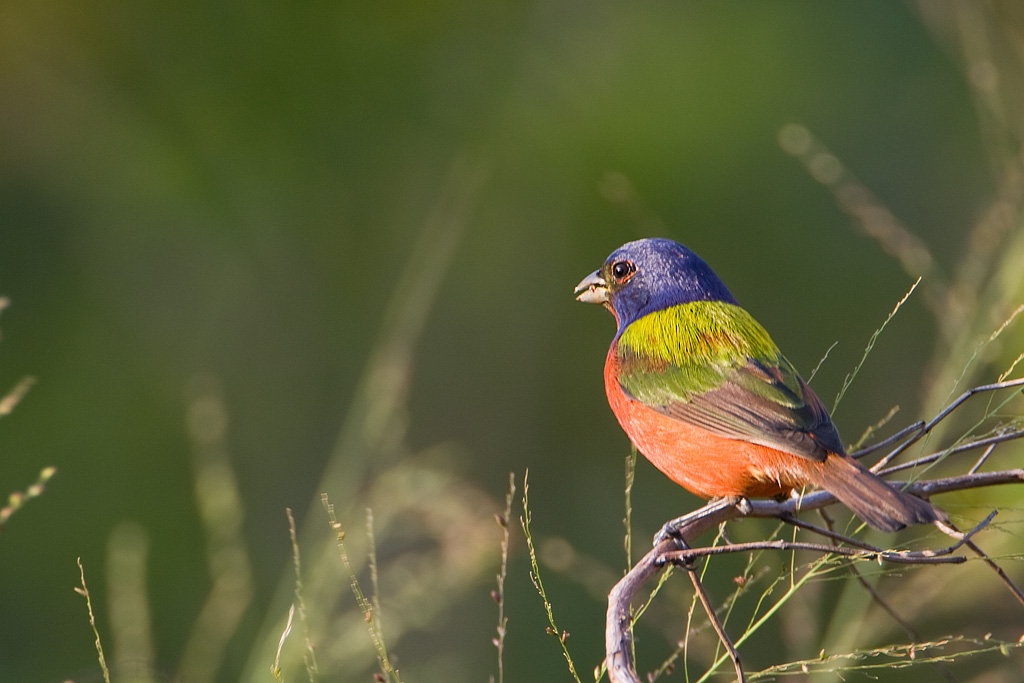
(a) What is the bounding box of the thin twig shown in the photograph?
[649,563,771,683]
[273,604,295,681]
[0,465,57,530]
[366,508,383,639]
[808,340,838,384]
[850,405,901,451]
[661,539,966,567]
[968,443,998,475]
[962,537,1024,609]
[880,429,1024,475]
[850,420,925,459]
[684,554,746,682]
[940,305,1024,409]
[907,469,1024,496]
[749,635,1023,679]
[0,375,36,416]
[873,376,1024,471]
[780,513,883,553]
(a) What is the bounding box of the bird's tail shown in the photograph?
[807,454,947,532]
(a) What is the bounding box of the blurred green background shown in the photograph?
[2,1,1023,681]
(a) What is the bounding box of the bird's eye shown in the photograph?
[610,260,636,282]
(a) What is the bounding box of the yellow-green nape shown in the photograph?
[615,301,791,405]
[617,301,779,365]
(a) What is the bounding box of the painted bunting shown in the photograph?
[575,238,944,532]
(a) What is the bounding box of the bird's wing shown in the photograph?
[615,302,844,461]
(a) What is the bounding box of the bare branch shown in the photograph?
[606,539,676,683]
[881,431,1024,475]
[872,376,1024,471]
[910,469,1024,496]
[850,420,926,459]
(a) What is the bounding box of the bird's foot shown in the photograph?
[653,497,750,548]
[729,495,753,515]
[653,517,690,548]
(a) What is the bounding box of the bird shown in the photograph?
[574,237,944,533]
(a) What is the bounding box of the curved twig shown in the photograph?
[605,540,677,683]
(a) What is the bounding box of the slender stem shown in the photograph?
[492,473,515,683]
[686,562,746,682]
[873,377,1024,471]
[880,430,1024,475]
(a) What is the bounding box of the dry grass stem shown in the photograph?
[490,472,516,683]
[286,508,319,682]
[321,494,401,683]
[521,471,583,683]
[75,558,112,683]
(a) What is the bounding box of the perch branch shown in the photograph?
[652,469,1021,543]
[607,473,1023,683]
[659,511,991,566]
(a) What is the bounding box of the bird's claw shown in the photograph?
[653,497,752,548]
[654,518,688,548]
[730,496,752,515]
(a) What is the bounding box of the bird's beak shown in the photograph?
[574,270,609,304]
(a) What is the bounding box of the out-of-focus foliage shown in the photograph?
[1,1,1022,681]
